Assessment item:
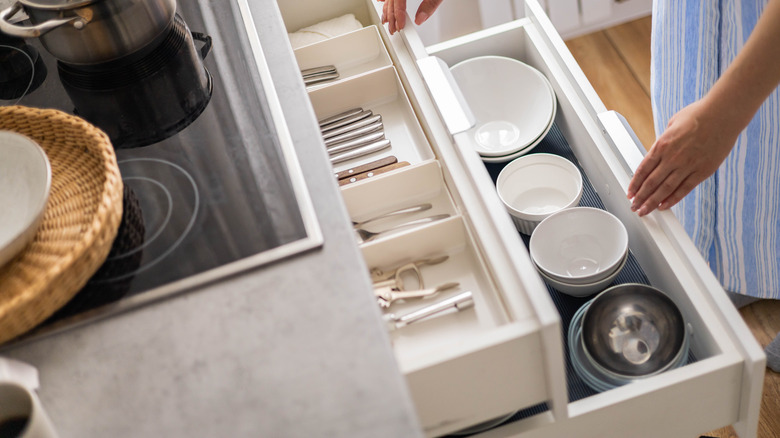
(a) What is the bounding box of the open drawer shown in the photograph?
[273,1,765,437]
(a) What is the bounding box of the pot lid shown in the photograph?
[18,0,102,10]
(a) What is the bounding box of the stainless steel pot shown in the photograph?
[0,0,176,65]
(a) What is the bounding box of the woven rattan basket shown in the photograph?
[0,106,123,345]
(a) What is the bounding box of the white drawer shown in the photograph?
[274,1,765,437]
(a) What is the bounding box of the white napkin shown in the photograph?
[0,356,39,389]
[288,14,363,49]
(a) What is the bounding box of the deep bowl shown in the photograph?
[496,153,583,235]
[0,130,51,268]
[450,56,556,158]
[581,283,687,378]
[529,207,628,282]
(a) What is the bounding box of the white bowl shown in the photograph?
[537,251,628,297]
[496,153,583,235]
[450,56,556,158]
[0,131,52,268]
[529,207,629,283]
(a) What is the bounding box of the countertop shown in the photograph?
[1,2,423,437]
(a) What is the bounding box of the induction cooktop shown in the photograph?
[0,0,322,344]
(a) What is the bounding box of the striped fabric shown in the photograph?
[652,0,780,298]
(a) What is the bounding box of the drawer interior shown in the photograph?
[274,0,752,436]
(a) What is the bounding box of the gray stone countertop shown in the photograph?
[1,2,423,438]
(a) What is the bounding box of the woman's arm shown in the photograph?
[627,0,780,216]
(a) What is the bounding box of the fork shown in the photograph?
[354,214,450,243]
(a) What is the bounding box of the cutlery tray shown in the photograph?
[307,65,434,172]
[294,25,392,89]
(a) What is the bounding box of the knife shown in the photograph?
[319,107,364,127]
[327,131,385,156]
[302,65,337,77]
[338,161,410,186]
[304,72,339,85]
[321,110,372,134]
[335,156,398,180]
[330,139,391,165]
[325,120,384,146]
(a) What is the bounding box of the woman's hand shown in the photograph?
[379,0,444,34]
[627,98,738,216]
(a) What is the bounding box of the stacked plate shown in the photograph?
[530,207,629,297]
[450,56,557,163]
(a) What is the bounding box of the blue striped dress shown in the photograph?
[652,0,780,298]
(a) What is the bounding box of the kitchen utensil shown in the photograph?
[530,207,628,284]
[383,291,474,331]
[304,72,339,86]
[370,255,449,289]
[322,113,382,140]
[324,119,383,146]
[329,138,391,165]
[319,107,363,128]
[56,15,213,149]
[301,65,336,77]
[0,130,51,268]
[375,281,459,308]
[335,155,397,180]
[0,0,177,65]
[353,203,433,227]
[338,161,409,186]
[450,56,555,158]
[321,109,372,134]
[327,130,385,156]
[496,153,583,234]
[581,284,688,378]
[355,214,450,243]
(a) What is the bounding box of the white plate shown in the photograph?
[450,56,556,158]
[0,131,51,268]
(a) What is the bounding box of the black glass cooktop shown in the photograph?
[0,0,321,337]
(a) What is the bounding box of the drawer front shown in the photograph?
[274,0,764,437]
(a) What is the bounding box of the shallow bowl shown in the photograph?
[496,153,583,235]
[581,283,687,378]
[529,207,628,282]
[0,131,51,268]
[450,56,556,158]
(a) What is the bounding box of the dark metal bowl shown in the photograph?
[581,283,686,378]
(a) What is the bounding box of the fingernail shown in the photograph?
[630,202,638,212]
[638,206,648,216]
[416,12,429,25]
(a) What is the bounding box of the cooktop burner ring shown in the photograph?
[94,158,200,283]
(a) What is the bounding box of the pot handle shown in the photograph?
[0,4,84,39]
[191,32,212,60]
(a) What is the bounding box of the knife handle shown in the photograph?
[338,162,410,186]
[335,156,398,180]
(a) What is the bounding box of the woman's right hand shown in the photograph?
[627,98,738,216]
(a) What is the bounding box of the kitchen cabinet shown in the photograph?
[275,0,765,437]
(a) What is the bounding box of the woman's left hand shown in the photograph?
[379,0,444,34]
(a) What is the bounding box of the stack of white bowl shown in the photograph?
[496,153,583,235]
[450,56,557,163]
[530,207,629,297]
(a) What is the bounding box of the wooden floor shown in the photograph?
[564,16,780,438]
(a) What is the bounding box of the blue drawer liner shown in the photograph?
[444,123,698,436]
